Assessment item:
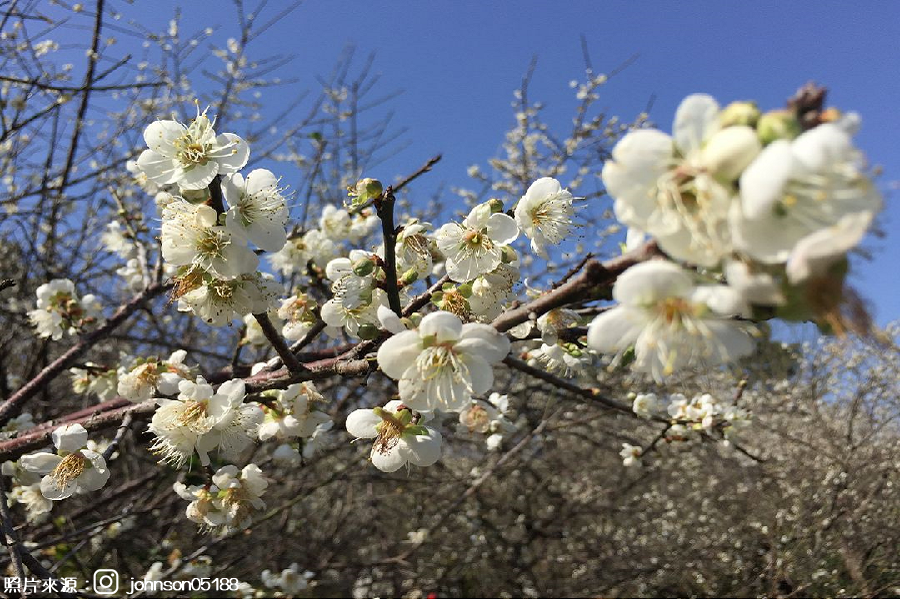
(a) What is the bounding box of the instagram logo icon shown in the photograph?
[93,569,120,595]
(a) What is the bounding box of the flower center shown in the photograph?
[178,400,209,432]
[657,297,694,325]
[461,405,490,433]
[50,452,86,488]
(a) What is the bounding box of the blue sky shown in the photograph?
[116,2,900,323]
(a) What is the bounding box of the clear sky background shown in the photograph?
[117,1,900,324]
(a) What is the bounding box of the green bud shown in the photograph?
[719,100,761,128]
[400,268,419,286]
[431,291,444,305]
[500,245,518,264]
[757,109,801,145]
[487,198,504,213]
[357,323,379,340]
[457,282,473,298]
[181,188,209,204]
[348,178,383,207]
[352,257,376,277]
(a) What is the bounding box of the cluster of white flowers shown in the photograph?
[257,382,331,442]
[117,350,195,402]
[457,392,517,450]
[260,564,315,596]
[665,392,752,438]
[136,108,287,325]
[18,424,110,500]
[28,279,102,340]
[148,377,261,467]
[600,93,880,340]
[173,463,267,531]
[69,364,119,401]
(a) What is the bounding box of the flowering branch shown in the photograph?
[374,186,403,316]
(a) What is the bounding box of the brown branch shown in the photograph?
[393,154,441,193]
[491,240,661,333]
[375,186,402,316]
[252,312,307,375]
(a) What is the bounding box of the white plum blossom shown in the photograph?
[467,263,519,321]
[222,168,289,252]
[514,177,575,258]
[269,229,338,276]
[396,219,434,276]
[257,382,331,441]
[177,271,279,326]
[376,311,511,412]
[102,221,135,259]
[602,94,761,266]
[278,293,318,341]
[620,443,642,468]
[458,393,516,449]
[161,200,258,278]
[345,400,442,472]
[149,377,262,467]
[137,111,249,190]
[6,483,52,522]
[527,343,588,378]
[734,122,881,267]
[632,392,660,419]
[20,424,110,500]
[586,260,756,381]
[321,287,386,338]
[436,202,519,282]
[70,365,118,401]
[261,564,314,595]
[117,350,194,402]
[28,279,102,340]
[175,464,267,531]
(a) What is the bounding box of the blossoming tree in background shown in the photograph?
[0,2,896,597]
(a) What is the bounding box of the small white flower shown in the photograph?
[222,169,289,252]
[278,294,318,341]
[177,271,279,326]
[377,311,511,412]
[20,424,110,500]
[435,202,519,282]
[136,111,249,190]
[257,382,331,441]
[345,401,442,472]
[261,564,314,595]
[28,279,101,340]
[269,229,338,276]
[161,200,258,278]
[632,393,660,418]
[515,177,575,258]
[620,443,642,467]
[586,261,756,381]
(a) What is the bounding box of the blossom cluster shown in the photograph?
[28,279,102,340]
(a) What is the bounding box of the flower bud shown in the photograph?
[487,198,504,213]
[357,323,379,340]
[700,126,761,181]
[757,109,801,145]
[500,245,518,264]
[347,178,383,207]
[400,268,419,286]
[351,257,376,277]
[719,101,761,128]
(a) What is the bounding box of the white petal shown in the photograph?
[398,428,442,467]
[456,324,510,364]
[377,330,423,379]
[136,150,180,185]
[40,475,76,500]
[740,141,793,220]
[673,93,720,154]
[370,443,405,472]
[613,261,692,306]
[20,452,61,474]
[486,213,519,245]
[791,123,851,173]
[142,120,183,155]
[786,211,873,283]
[176,163,218,191]
[244,169,278,195]
[586,307,646,353]
[52,423,88,453]
[419,311,462,342]
[462,355,494,395]
[377,305,406,334]
[212,133,250,174]
[345,409,380,439]
[523,177,562,202]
